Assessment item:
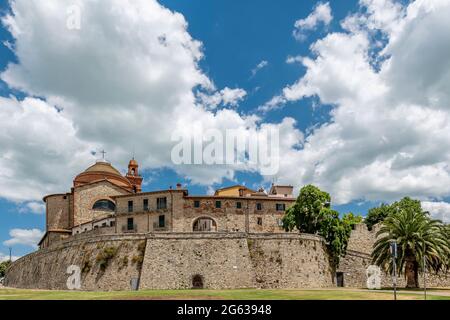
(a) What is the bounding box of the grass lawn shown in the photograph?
[0,287,449,300]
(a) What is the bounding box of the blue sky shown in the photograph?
[1,0,450,259]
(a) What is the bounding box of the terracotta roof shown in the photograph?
[83,161,122,176]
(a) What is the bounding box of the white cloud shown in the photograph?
[0,96,94,202]
[422,201,450,223]
[262,0,450,204]
[3,228,44,249]
[293,2,333,41]
[251,60,268,77]
[18,201,45,214]
[286,55,303,64]
[198,87,247,109]
[0,252,20,262]
[0,0,286,203]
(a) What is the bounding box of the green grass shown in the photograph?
[0,288,449,300]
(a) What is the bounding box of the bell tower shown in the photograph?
[125,158,143,193]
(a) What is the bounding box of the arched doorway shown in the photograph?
[193,217,217,232]
[192,274,204,289]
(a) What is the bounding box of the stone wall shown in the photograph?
[139,233,333,290]
[5,232,333,290]
[46,194,71,230]
[339,250,450,288]
[5,233,146,291]
[339,223,450,288]
[73,181,129,226]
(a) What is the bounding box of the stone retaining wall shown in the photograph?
[5,232,334,290]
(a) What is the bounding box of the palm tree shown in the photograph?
[372,198,449,288]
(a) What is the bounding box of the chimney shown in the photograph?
[176,183,182,190]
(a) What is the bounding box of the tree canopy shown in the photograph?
[0,260,11,278]
[282,185,362,267]
[371,197,449,288]
[364,203,390,230]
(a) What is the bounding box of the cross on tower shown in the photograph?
[100,150,106,160]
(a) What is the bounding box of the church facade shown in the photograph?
[39,158,296,249]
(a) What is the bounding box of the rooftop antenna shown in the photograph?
[132,145,135,160]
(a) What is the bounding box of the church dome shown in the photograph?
[73,160,133,191]
[84,161,123,176]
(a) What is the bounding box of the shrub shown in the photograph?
[96,246,118,271]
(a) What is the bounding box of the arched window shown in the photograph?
[193,217,217,232]
[92,199,116,211]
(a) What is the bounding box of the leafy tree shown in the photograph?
[0,260,11,278]
[372,197,450,288]
[364,203,390,230]
[282,185,362,267]
[282,185,331,234]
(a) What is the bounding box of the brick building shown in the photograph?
[39,158,295,248]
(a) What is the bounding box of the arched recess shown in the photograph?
[192,217,217,232]
[192,274,204,289]
[92,199,116,211]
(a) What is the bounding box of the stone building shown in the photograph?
[39,158,295,249]
[8,158,446,290]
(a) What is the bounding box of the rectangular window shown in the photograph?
[256,203,262,210]
[127,217,134,230]
[194,200,200,208]
[257,217,263,226]
[110,221,115,227]
[159,215,165,228]
[236,201,242,209]
[157,197,167,210]
[276,203,286,211]
[128,200,133,213]
[215,200,221,209]
[143,199,149,211]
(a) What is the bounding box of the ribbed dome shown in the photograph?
[84,161,122,176]
[73,160,133,190]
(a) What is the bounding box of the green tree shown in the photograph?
[372,197,449,288]
[282,185,331,234]
[364,203,390,230]
[282,185,362,267]
[0,260,12,278]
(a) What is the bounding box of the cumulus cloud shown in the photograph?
[0,252,20,262]
[197,87,247,109]
[0,0,290,203]
[18,201,46,214]
[293,2,333,41]
[3,228,44,249]
[250,60,268,78]
[422,201,450,223]
[262,0,450,204]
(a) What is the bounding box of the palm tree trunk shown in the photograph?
[405,256,419,288]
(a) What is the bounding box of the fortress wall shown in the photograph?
[6,232,333,291]
[5,233,147,291]
[340,223,450,288]
[339,250,450,288]
[247,234,334,288]
[139,233,256,289]
[139,233,334,290]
